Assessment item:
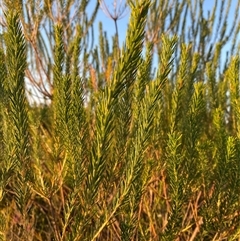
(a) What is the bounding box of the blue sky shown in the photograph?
[87,0,239,64]
[91,0,130,49]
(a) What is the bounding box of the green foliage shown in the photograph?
[0,11,32,240]
[0,0,240,240]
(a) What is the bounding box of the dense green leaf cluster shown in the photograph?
[0,0,239,240]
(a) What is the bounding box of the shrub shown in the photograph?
[0,0,239,240]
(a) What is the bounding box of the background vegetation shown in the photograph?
[0,0,239,240]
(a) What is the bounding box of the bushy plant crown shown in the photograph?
[0,0,239,240]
